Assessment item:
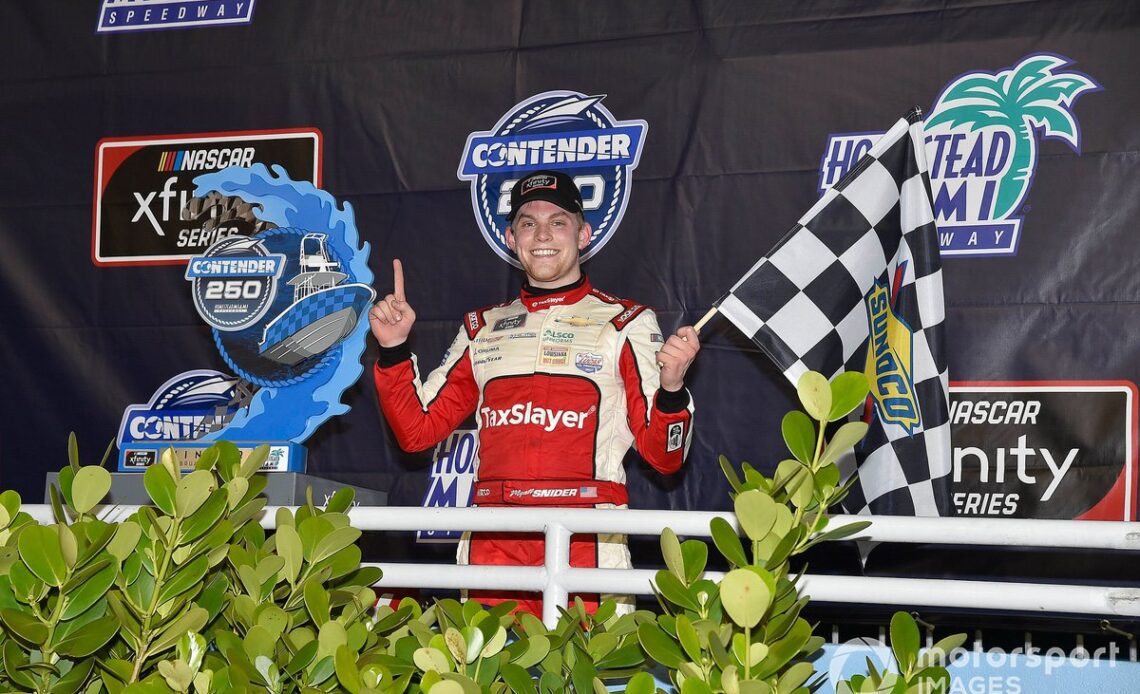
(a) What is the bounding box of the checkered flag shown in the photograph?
[714,109,951,516]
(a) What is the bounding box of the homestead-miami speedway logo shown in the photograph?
[458,91,647,267]
[819,54,1099,257]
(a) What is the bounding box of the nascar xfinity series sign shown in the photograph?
[458,91,647,267]
[93,129,320,265]
[949,382,1136,520]
[818,54,1099,257]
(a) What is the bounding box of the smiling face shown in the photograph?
[506,200,592,289]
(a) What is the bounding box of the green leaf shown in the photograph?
[180,489,227,544]
[734,489,778,542]
[680,539,708,583]
[917,633,968,670]
[818,421,870,468]
[156,555,209,606]
[775,459,814,509]
[72,466,112,515]
[275,524,304,585]
[298,516,335,561]
[53,658,95,694]
[681,678,714,694]
[75,520,116,567]
[68,432,82,471]
[55,615,119,657]
[796,371,832,422]
[890,611,921,675]
[239,445,270,479]
[9,559,46,602]
[829,371,871,421]
[624,672,656,694]
[710,516,749,567]
[413,646,451,673]
[675,614,703,663]
[1,607,47,645]
[777,661,814,693]
[720,569,772,629]
[637,622,685,668]
[61,560,116,620]
[305,580,331,626]
[59,523,79,568]
[719,455,744,492]
[324,487,355,513]
[3,639,37,689]
[19,524,68,587]
[59,465,78,509]
[512,634,550,668]
[655,570,700,612]
[307,654,336,686]
[310,526,362,566]
[754,619,811,680]
[50,481,69,524]
[781,411,817,465]
[500,663,539,694]
[144,465,178,516]
[334,645,363,693]
[661,527,684,582]
[225,477,249,512]
[149,606,208,656]
[175,470,215,518]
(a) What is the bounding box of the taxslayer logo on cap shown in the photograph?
[457,91,647,268]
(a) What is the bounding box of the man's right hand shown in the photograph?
[369,259,417,347]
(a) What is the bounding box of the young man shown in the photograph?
[370,169,699,614]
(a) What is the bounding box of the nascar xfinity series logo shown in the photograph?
[97,0,256,33]
[93,129,320,266]
[458,91,647,267]
[819,54,1099,257]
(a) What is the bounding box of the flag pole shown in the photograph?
[692,306,717,334]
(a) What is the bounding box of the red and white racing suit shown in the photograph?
[373,276,694,614]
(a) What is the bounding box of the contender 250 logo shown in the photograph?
[458,91,647,267]
[819,54,1099,257]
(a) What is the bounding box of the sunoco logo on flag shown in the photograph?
[818,54,1099,257]
[457,91,647,268]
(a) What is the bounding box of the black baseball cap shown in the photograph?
[506,170,584,221]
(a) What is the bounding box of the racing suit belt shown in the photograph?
[473,479,628,506]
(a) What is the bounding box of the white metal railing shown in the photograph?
[22,504,1140,627]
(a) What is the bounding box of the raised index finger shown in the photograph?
[392,258,405,301]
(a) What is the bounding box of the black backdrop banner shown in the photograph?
[2,2,1138,532]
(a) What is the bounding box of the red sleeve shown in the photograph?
[619,329,694,475]
[372,330,479,453]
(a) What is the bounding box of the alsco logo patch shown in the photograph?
[864,270,920,434]
[819,54,1099,257]
[457,91,647,268]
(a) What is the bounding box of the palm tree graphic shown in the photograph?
[926,54,1099,220]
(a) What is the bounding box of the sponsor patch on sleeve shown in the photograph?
[666,422,685,453]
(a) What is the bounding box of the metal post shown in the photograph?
[543,522,572,628]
